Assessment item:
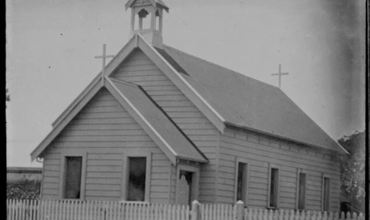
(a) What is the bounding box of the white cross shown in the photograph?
[94,44,115,78]
[271,64,289,89]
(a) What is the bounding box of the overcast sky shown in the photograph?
[6,0,365,167]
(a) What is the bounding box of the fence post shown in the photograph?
[191,200,201,220]
[235,200,244,220]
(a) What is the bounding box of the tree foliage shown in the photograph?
[7,180,41,200]
[338,131,365,212]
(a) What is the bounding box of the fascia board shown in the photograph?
[51,75,100,127]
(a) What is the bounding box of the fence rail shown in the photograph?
[6,199,364,220]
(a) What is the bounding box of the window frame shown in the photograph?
[234,158,249,205]
[59,151,87,200]
[267,164,280,209]
[296,169,307,210]
[122,152,152,202]
[321,174,331,212]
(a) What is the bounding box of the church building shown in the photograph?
[31,0,347,212]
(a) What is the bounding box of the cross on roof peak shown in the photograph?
[271,64,289,89]
[94,44,115,82]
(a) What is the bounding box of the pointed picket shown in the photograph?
[358,212,364,220]
[7,199,367,220]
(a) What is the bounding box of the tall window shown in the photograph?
[269,167,279,208]
[64,156,82,199]
[127,157,147,201]
[297,172,306,210]
[236,162,248,202]
[322,177,330,211]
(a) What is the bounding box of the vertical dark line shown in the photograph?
[365,0,369,218]
[2,0,7,210]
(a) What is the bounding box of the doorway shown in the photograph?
[175,165,199,206]
[178,171,193,205]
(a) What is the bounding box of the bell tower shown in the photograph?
[125,0,169,47]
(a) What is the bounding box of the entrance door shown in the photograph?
[176,170,196,206]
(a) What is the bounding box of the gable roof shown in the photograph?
[159,45,347,153]
[50,34,225,137]
[106,78,207,163]
[37,34,346,156]
[31,76,207,164]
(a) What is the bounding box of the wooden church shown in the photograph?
[31,0,347,212]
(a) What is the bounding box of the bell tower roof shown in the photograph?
[125,0,169,12]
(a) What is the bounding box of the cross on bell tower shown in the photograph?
[125,0,169,47]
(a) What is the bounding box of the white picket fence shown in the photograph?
[6,199,189,220]
[7,199,364,220]
[198,202,365,220]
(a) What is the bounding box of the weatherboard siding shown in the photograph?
[218,127,340,211]
[169,164,177,203]
[111,48,220,203]
[41,88,171,203]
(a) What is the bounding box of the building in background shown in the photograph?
[7,167,42,183]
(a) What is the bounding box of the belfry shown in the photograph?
[125,0,169,47]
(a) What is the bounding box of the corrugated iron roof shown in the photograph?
[161,45,343,153]
[110,79,207,162]
[155,47,188,76]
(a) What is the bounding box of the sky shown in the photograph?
[6,0,365,167]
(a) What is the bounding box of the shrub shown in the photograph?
[7,180,41,200]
